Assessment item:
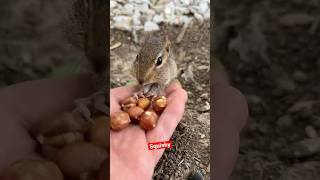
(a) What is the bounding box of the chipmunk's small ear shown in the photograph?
[164,36,171,53]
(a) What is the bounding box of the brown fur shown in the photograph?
[133,33,177,88]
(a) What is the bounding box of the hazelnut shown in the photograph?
[137,97,151,110]
[153,96,167,112]
[128,106,144,122]
[54,142,107,179]
[121,103,136,112]
[120,96,137,106]
[110,111,130,130]
[37,132,84,147]
[139,110,158,130]
[0,160,63,180]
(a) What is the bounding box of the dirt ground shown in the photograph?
[0,0,86,88]
[110,21,210,179]
[213,1,320,180]
[0,0,210,179]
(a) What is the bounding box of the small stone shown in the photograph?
[279,162,320,180]
[246,95,262,104]
[193,13,204,24]
[110,1,117,9]
[196,86,203,91]
[186,162,190,168]
[197,101,210,112]
[144,21,160,31]
[113,16,132,31]
[305,125,318,138]
[289,100,315,113]
[293,71,308,82]
[279,137,320,158]
[197,65,209,70]
[153,14,164,23]
[122,4,134,15]
[277,77,297,91]
[279,13,315,26]
[200,93,209,100]
[277,115,293,128]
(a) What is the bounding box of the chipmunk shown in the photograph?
[133,34,178,98]
[65,2,179,118]
[63,0,109,121]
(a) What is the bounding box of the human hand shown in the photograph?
[212,67,248,180]
[0,74,100,178]
[110,82,187,180]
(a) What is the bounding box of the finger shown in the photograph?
[37,111,89,137]
[0,74,94,132]
[110,85,139,114]
[111,85,139,102]
[146,87,187,161]
[212,81,248,180]
[165,81,182,95]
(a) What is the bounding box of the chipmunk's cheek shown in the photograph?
[144,75,156,84]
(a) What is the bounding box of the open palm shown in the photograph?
[110,83,187,180]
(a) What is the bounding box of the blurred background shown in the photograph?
[0,0,86,88]
[213,1,320,179]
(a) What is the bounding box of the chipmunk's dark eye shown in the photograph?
[156,56,162,66]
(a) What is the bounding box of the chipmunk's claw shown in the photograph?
[142,83,162,98]
[74,87,109,123]
[74,99,94,123]
[133,90,145,99]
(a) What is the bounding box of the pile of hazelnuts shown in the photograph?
[111,94,167,131]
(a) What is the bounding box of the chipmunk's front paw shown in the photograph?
[74,88,109,122]
[142,83,164,98]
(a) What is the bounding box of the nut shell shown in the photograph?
[128,106,144,122]
[54,142,107,179]
[139,110,158,130]
[153,96,167,112]
[137,97,151,110]
[110,111,131,130]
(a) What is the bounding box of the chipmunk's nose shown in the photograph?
[138,79,143,85]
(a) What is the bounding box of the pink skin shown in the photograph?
[0,73,187,180]
[110,82,188,180]
[212,67,249,180]
[0,69,247,180]
[0,74,94,175]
